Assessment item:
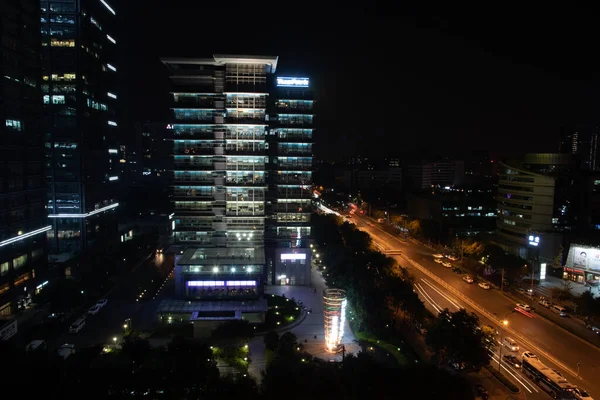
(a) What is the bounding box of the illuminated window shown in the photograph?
[52,95,65,104]
[5,119,23,131]
[13,254,28,270]
[51,73,76,82]
[43,95,50,104]
[50,38,75,47]
[90,16,102,30]
[0,262,8,276]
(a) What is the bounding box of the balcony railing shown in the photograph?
[225,178,265,186]
[174,162,213,170]
[225,134,265,141]
[224,148,265,155]
[277,164,312,171]
[278,177,312,185]
[225,164,265,171]
[225,117,266,125]
[277,135,312,142]
[174,147,215,155]
[278,149,312,156]
[173,178,214,185]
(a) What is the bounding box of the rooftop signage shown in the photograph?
[277,77,309,88]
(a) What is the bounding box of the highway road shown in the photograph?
[47,253,174,352]
[352,214,600,399]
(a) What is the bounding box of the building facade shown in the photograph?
[41,0,120,258]
[495,154,574,262]
[559,127,599,172]
[267,76,314,285]
[163,55,278,302]
[1,0,50,319]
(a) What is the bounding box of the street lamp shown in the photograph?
[498,320,509,372]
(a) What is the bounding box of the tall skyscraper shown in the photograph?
[267,76,314,285]
[160,56,314,327]
[559,127,599,172]
[162,55,277,302]
[41,0,121,259]
[1,0,49,319]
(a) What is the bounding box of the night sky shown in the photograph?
[124,2,599,161]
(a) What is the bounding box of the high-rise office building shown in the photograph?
[1,0,49,320]
[267,76,314,285]
[159,56,314,329]
[41,0,120,259]
[162,55,277,302]
[559,127,599,172]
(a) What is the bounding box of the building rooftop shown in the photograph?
[177,247,265,266]
[156,298,267,314]
[161,54,279,73]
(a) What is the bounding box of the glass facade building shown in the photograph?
[163,55,279,299]
[1,0,50,318]
[41,0,120,256]
[267,76,314,285]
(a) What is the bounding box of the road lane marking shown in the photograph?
[415,283,441,313]
[489,353,536,393]
[514,307,535,318]
[421,278,462,310]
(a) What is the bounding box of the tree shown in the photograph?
[264,330,279,351]
[575,290,597,317]
[552,246,565,272]
[211,319,254,342]
[407,220,422,237]
[35,278,84,312]
[462,241,485,258]
[276,332,299,358]
[426,309,492,370]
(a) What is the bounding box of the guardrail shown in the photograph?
[396,252,580,379]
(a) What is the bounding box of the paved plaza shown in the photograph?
[247,265,360,381]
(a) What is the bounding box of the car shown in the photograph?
[415,322,427,335]
[475,384,489,400]
[449,360,466,370]
[516,303,532,312]
[516,287,526,294]
[433,254,444,258]
[452,267,463,274]
[522,351,537,360]
[434,258,443,264]
[57,344,76,360]
[442,261,452,268]
[574,387,594,400]
[88,305,101,315]
[96,298,108,308]
[156,245,164,254]
[447,255,459,261]
[463,275,474,284]
[586,323,600,334]
[478,282,491,290]
[539,299,551,308]
[503,354,521,368]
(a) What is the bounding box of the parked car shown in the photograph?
[415,322,427,335]
[449,360,466,370]
[463,275,474,284]
[57,344,76,360]
[447,255,459,261]
[442,261,452,268]
[585,323,600,334]
[96,298,108,308]
[502,337,519,352]
[88,305,101,315]
[434,258,443,264]
[475,384,489,400]
[452,267,462,274]
[539,299,551,308]
[478,282,491,290]
[503,354,521,368]
[516,303,532,312]
[433,254,444,258]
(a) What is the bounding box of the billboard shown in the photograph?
[566,244,600,271]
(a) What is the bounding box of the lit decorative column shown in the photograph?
[323,288,347,352]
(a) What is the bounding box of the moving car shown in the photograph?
[502,337,519,352]
[433,254,444,258]
[503,354,521,368]
[88,305,101,315]
[475,384,489,400]
[446,254,459,261]
[516,303,532,312]
[522,351,537,360]
[463,275,474,284]
[585,323,600,334]
[434,258,443,264]
[573,387,594,400]
[539,299,551,308]
[478,282,491,290]
[442,261,452,268]
[96,298,108,308]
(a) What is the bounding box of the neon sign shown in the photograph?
[277,77,309,87]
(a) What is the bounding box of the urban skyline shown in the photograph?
[2,1,600,399]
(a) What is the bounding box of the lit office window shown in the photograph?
[5,119,23,132]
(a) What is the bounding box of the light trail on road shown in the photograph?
[420,278,462,310]
[414,283,441,313]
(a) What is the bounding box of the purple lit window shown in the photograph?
[187,281,225,287]
[225,280,256,286]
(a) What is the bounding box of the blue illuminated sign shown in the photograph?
[277,77,309,87]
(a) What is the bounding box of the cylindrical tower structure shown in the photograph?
[323,288,347,352]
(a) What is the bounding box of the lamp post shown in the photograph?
[498,319,509,372]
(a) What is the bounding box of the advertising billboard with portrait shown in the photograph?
[566,244,600,271]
